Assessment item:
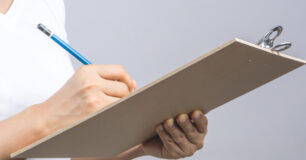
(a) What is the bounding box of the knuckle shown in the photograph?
[173,134,185,143]
[85,97,100,108]
[115,64,126,73]
[165,138,174,144]
[87,100,99,109]
[80,80,97,93]
[187,132,198,141]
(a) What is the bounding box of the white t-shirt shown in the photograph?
[0,0,74,160]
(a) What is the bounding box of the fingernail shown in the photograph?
[166,118,174,128]
[193,111,202,119]
[179,114,188,123]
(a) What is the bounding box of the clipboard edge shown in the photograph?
[11,38,305,158]
[234,38,306,64]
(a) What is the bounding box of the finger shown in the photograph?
[164,118,197,156]
[91,64,134,92]
[82,89,119,112]
[100,79,130,98]
[99,94,120,108]
[155,124,183,157]
[176,113,202,146]
[103,95,120,104]
[191,110,208,134]
[132,79,137,91]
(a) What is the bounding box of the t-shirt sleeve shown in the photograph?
[44,0,68,41]
[45,0,66,26]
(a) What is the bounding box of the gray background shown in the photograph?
[64,0,306,159]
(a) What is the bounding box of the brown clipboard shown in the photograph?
[11,38,306,158]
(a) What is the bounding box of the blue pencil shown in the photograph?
[37,23,92,65]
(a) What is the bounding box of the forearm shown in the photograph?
[0,104,50,160]
[72,144,145,160]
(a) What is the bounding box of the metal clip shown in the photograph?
[257,26,291,52]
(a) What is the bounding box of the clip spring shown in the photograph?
[257,26,292,52]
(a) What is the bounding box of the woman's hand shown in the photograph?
[142,110,208,159]
[0,64,136,160]
[38,64,136,134]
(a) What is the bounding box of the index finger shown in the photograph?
[91,64,135,92]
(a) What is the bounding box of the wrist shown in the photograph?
[116,144,146,160]
[26,103,54,138]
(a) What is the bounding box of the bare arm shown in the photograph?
[0,65,136,160]
[0,104,50,160]
[0,104,143,160]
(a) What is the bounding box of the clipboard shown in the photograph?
[11,26,306,158]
